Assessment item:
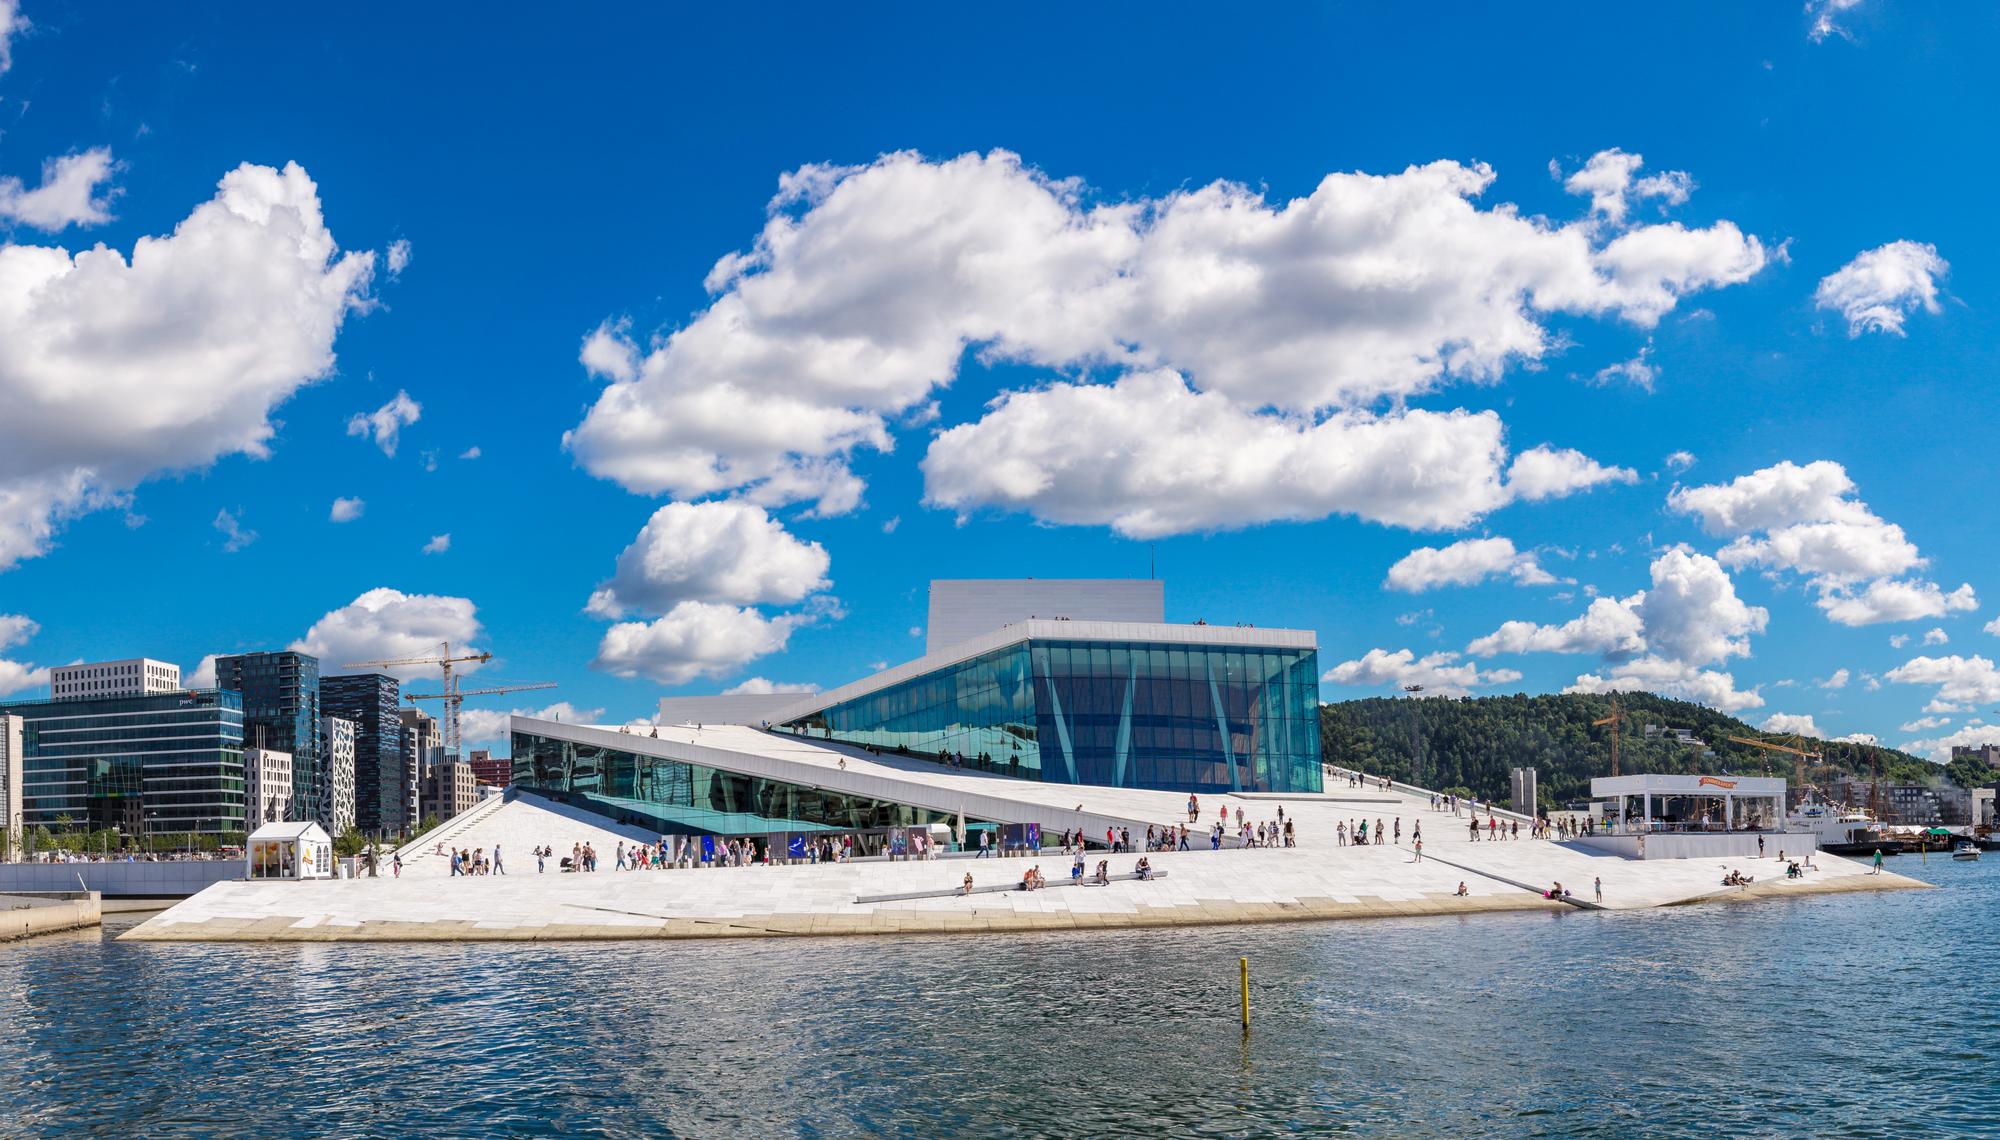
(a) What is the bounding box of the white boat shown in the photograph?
[1787,801,1884,848]
[1952,841,1980,861]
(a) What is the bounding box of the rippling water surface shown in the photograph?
[3,857,1995,1137]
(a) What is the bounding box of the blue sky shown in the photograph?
[1,0,1997,759]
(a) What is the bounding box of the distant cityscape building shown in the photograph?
[213,652,323,826]
[1950,743,2000,767]
[1833,779,1961,826]
[321,673,404,837]
[1,713,21,859]
[0,689,246,836]
[466,748,510,789]
[321,716,357,837]
[50,658,180,700]
[420,759,477,822]
[243,747,294,831]
[400,708,441,829]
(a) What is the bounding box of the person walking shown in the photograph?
[1871,848,1884,875]
[391,851,402,878]
[977,830,990,859]
[1413,838,1423,863]
[536,845,546,873]
[1594,876,1602,903]
[1757,834,1766,858]
[493,844,505,875]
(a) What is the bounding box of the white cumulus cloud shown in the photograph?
[722,677,817,696]
[212,507,256,552]
[292,587,485,684]
[1321,647,1521,698]
[1671,459,1971,627]
[347,389,421,457]
[569,149,1764,528]
[460,700,605,744]
[1384,537,1555,592]
[1899,720,2000,763]
[1566,658,1764,713]
[593,600,813,686]
[329,496,364,523]
[1814,240,1946,337]
[386,238,411,280]
[0,162,374,572]
[1758,712,1826,739]
[1505,444,1638,502]
[421,533,450,555]
[1808,0,1867,43]
[0,0,25,76]
[585,500,831,619]
[0,611,48,695]
[1818,668,1850,690]
[0,148,119,231]
[1884,654,2000,712]
[1469,547,1765,669]
[1558,149,1693,224]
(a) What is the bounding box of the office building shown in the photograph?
[322,716,357,836]
[511,579,1321,839]
[467,748,510,789]
[244,747,294,831]
[0,689,246,836]
[50,658,180,700]
[213,652,323,826]
[322,673,404,836]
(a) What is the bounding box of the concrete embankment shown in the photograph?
[1,892,103,941]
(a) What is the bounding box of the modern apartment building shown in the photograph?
[467,748,510,789]
[244,747,294,831]
[321,673,404,837]
[1,713,21,858]
[214,652,323,828]
[322,715,357,837]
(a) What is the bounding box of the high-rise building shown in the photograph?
[49,658,181,700]
[321,673,403,836]
[321,716,357,837]
[244,747,294,831]
[214,653,323,827]
[1,713,22,859]
[467,748,510,789]
[0,689,246,836]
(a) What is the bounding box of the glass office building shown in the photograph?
[214,652,322,824]
[511,728,971,837]
[784,637,1323,795]
[323,673,405,836]
[0,689,246,836]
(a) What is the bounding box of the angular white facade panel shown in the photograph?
[926,579,1163,654]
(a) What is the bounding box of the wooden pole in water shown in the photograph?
[1240,957,1250,1031]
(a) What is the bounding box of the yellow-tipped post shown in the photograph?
[1239,956,1250,1031]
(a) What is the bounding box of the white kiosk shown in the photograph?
[246,821,335,880]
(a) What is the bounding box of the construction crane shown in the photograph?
[1725,734,1823,793]
[1592,695,1627,778]
[405,681,557,762]
[343,642,551,765]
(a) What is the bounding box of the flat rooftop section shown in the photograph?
[927,578,1164,653]
[1592,774,1788,797]
[768,617,1315,726]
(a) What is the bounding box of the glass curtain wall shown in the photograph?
[786,643,1042,778]
[785,638,1323,795]
[513,731,971,836]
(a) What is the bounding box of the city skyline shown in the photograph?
[3,2,2000,759]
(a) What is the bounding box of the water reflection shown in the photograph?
[0,860,1993,1137]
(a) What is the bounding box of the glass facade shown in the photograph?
[787,638,1323,795]
[214,652,322,824]
[322,673,404,836]
[0,689,246,835]
[512,730,974,837]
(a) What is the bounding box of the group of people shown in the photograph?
[1335,816,1415,847]
[447,845,504,876]
[958,854,1157,896]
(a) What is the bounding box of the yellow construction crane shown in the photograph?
[1725,734,1823,797]
[1592,695,1627,778]
[343,642,552,764]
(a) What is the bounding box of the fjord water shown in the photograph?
[4,859,1993,1138]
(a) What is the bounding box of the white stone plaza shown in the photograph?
[124,725,1923,942]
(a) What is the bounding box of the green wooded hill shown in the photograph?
[1317,691,1938,809]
